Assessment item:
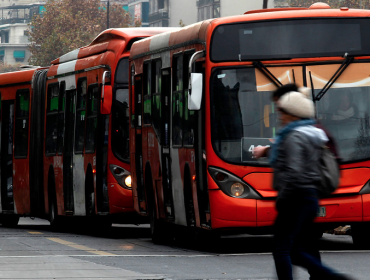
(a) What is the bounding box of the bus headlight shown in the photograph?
[109,165,132,190]
[231,183,244,197]
[124,176,132,188]
[208,167,261,199]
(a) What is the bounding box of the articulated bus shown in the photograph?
[0,28,175,228]
[129,3,370,245]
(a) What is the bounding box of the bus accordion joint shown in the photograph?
[208,167,261,199]
[101,70,112,114]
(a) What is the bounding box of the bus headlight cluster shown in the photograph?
[208,167,260,199]
[230,183,245,197]
[109,164,132,190]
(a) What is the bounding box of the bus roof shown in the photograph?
[51,27,178,65]
[130,5,370,59]
[0,68,39,87]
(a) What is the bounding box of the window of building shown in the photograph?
[14,89,30,158]
[75,78,87,154]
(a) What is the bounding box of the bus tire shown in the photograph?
[85,169,95,217]
[145,168,170,244]
[1,215,19,227]
[351,223,370,248]
[149,203,170,244]
[49,192,62,230]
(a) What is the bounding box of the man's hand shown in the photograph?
[253,146,269,159]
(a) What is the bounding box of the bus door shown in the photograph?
[63,89,75,213]
[0,99,14,211]
[134,75,145,212]
[160,68,175,220]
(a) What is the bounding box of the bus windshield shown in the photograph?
[211,66,370,165]
[211,18,370,62]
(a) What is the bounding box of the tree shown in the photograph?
[0,62,24,73]
[288,0,370,8]
[28,0,138,67]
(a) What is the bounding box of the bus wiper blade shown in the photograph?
[314,57,354,101]
[253,61,283,88]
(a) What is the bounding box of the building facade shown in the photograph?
[0,2,45,65]
[148,0,275,27]
[128,0,149,27]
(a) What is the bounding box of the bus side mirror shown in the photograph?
[101,85,112,114]
[188,73,203,111]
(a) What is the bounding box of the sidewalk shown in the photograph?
[0,255,166,279]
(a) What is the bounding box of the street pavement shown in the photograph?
[0,218,367,280]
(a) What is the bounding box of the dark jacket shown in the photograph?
[272,126,328,200]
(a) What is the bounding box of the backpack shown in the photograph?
[317,146,340,197]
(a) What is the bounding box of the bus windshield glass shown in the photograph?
[211,65,370,165]
[211,18,370,61]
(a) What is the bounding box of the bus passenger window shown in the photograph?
[172,55,183,147]
[14,89,30,158]
[143,62,152,125]
[57,82,65,154]
[75,78,87,154]
[45,85,58,155]
[112,88,130,161]
[151,60,162,141]
[85,85,99,153]
[183,52,195,147]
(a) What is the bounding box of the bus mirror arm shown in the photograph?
[101,71,112,114]
[188,50,205,111]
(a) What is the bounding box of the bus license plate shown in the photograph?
[317,206,326,217]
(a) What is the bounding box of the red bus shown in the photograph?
[129,3,370,246]
[0,28,175,228]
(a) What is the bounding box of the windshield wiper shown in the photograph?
[314,56,354,101]
[253,61,283,88]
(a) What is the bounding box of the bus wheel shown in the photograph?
[85,174,95,216]
[184,172,195,228]
[149,204,170,244]
[1,215,19,227]
[49,195,62,230]
[351,223,370,248]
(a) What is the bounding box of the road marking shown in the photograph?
[47,237,116,256]
[28,231,43,234]
[0,250,369,258]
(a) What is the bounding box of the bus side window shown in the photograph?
[45,84,59,156]
[85,84,99,153]
[143,62,152,125]
[14,89,30,158]
[57,82,65,154]
[172,54,183,147]
[75,78,87,154]
[183,52,195,147]
[152,59,162,141]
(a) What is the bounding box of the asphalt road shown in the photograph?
[0,218,367,280]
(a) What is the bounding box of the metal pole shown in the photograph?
[107,0,110,29]
[263,0,268,9]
